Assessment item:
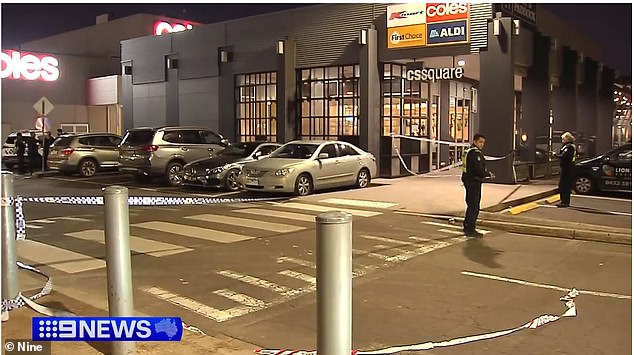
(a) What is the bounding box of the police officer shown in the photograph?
[15,132,26,174]
[556,132,576,208]
[461,133,495,237]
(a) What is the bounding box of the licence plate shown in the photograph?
[247,178,259,185]
[2,148,14,155]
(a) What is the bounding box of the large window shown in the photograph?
[298,65,360,140]
[236,72,277,142]
[382,63,429,137]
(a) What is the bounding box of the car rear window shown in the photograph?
[5,137,16,144]
[51,137,74,147]
[121,130,155,146]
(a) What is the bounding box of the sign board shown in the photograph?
[33,96,54,116]
[1,50,60,81]
[495,3,537,29]
[35,116,51,132]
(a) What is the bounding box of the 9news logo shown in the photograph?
[31,317,183,342]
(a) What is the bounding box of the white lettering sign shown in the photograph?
[405,67,464,81]
[154,21,194,36]
[0,50,60,81]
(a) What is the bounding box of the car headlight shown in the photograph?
[209,166,226,174]
[275,167,295,176]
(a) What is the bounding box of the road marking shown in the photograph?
[65,229,192,257]
[132,221,253,243]
[318,198,398,209]
[546,194,560,204]
[359,234,411,245]
[509,202,539,215]
[17,240,105,273]
[186,214,305,233]
[278,270,316,284]
[213,289,266,307]
[276,256,316,268]
[353,249,390,261]
[143,287,234,322]
[573,194,633,202]
[30,219,56,224]
[408,236,432,242]
[423,221,462,229]
[56,216,92,222]
[539,204,632,216]
[272,202,382,217]
[217,270,295,296]
[234,208,316,223]
[462,271,632,300]
[438,228,464,235]
[26,224,44,229]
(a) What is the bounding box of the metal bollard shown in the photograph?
[316,211,352,355]
[103,186,135,355]
[1,171,19,321]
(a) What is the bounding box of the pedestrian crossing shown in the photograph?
[16,197,492,323]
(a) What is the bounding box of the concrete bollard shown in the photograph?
[316,211,353,355]
[103,186,136,355]
[1,171,19,321]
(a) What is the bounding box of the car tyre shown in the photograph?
[79,158,98,177]
[224,168,241,191]
[573,175,594,195]
[165,161,184,187]
[294,173,313,196]
[355,168,371,188]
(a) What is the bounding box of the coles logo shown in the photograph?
[154,21,194,36]
[425,3,469,23]
[0,50,60,81]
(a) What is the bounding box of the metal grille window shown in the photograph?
[382,63,428,137]
[236,72,277,142]
[298,65,360,140]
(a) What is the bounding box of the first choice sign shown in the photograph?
[0,50,60,81]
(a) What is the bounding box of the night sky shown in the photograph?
[1,3,631,77]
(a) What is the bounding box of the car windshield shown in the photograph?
[121,130,154,146]
[217,143,257,157]
[269,143,318,159]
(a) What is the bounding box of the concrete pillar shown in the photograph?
[166,55,179,126]
[121,61,134,131]
[598,66,616,152]
[439,80,451,166]
[359,26,381,163]
[479,17,515,184]
[218,47,236,141]
[520,33,550,162]
[552,47,578,133]
[278,37,297,143]
[576,58,599,157]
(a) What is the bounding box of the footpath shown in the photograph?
[2,168,630,354]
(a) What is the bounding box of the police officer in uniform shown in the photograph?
[461,133,495,237]
[556,132,576,208]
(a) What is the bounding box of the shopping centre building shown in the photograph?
[1,4,619,182]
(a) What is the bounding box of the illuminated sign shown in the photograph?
[405,67,464,81]
[0,50,60,81]
[386,2,469,49]
[388,24,427,49]
[154,21,194,36]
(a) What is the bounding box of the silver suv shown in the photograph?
[118,126,229,186]
[48,133,122,177]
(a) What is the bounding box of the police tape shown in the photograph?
[255,289,578,355]
[21,195,287,206]
[393,134,515,161]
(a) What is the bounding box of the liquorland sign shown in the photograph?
[0,50,60,81]
[387,3,470,49]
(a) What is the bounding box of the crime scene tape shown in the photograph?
[255,288,579,355]
[22,195,287,206]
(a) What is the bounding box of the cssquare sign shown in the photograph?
[405,67,464,81]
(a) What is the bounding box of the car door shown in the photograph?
[311,143,342,189]
[336,142,362,184]
[601,147,632,191]
[93,135,121,167]
[199,130,225,158]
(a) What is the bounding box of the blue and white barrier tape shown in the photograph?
[21,195,286,206]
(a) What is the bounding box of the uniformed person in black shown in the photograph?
[556,132,577,208]
[461,133,494,237]
[15,132,26,174]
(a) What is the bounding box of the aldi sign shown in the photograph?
[386,2,470,49]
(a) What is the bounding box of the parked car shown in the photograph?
[118,126,229,186]
[183,141,281,191]
[1,129,45,170]
[238,140,377,196]
[573,143,632,195]
[47,133,122,177]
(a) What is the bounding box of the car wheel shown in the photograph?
[355,168,371,188]
[79,158,97,177]
[165,162,184,187]
[224,168,241,191]
[573,175,594,195]
[294,173,313,196]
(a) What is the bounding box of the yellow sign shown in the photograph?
[387,24,427,49]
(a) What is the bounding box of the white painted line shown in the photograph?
[573,194,633,202]
[438,228,464,235]
[186,214,305,233]
[143,286,233,322]
[65,230,192,257]
[17,240,105,274]
[353,249,390,261]
[278,270,316,284]
[30,219,56,224]
[26,224,44,230]
[462,271,632,300]
[213,289,266,307]
[56,216,92,222]
[132,221,253,244]
[273,202,381,217]
[359,234,411,245]
[539,205,632,216]
[319,198,398,209]
[408,236,432,242]
[423,221,462,230]
[217,270,295,296]
[234,208,316,223]
[276,256,316,268]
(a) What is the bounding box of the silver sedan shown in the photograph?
[238,140,377,196]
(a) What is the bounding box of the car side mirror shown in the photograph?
[220,138,229,147]
[257,154,268,160]
[318,153,329,159]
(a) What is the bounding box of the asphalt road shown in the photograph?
[8,172,633,355]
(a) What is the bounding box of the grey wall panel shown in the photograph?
[132,83,167,127]
[178,77,220,131]
[173,26,224,79]
[122,36,171,84]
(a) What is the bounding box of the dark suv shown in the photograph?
[118,126,229,186]
[573,143,632,194]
